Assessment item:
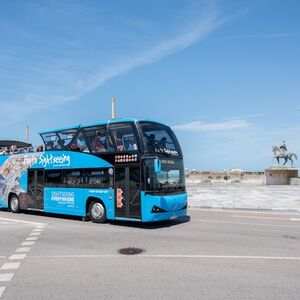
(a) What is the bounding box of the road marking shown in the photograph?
[29,254,300,261]
[36,225,45,228]
[9,254,26,260]
[290,218,300,221]
[26,237,38,241]
[29,232,41,236]
[189,207,300,216]
[1,262,20,270]
[191,219,300,228]
[0,273,14,282]
[0,217,46,225]
[15,247,30,253]
[22,241,35,246]
[32,228,43,232]
[232,215,294,221]
[0,287,5,297]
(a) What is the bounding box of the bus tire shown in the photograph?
[89,201,106,223]
[9,195,20,213]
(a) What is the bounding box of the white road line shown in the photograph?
[32,229,43,232]
[9,254,26,260]
[29,232,41,236]
[0,217,46,225]
[29,254,300,261]
[1,262,21,270]
[35,225,45,228]
[232,215,294,221]
[15,247,30,253]
[290,218,300,221]
[0,273,14,282]
[191,218,300,228]
[189,207,300,216]
[26,237,38,241]
[0,287,5,297]
[22,241,35,246]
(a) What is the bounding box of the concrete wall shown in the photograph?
[290,178,300,185]
[264,168,298,185]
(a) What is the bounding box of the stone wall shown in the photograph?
[264,167,298,185]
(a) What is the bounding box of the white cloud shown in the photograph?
[220,32,300,40]
[173,119,250,132]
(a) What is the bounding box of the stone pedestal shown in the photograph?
[264,167,298,185]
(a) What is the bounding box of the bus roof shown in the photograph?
[39,118,167,135]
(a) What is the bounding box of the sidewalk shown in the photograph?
[187,183,300,212]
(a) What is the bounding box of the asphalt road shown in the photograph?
[0,208,299,300]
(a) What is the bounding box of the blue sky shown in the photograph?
[0,0,299,171]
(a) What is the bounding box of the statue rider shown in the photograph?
[279,140,287,155]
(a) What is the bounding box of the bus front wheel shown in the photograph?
[9,195,20,213]
[89,201,106,223]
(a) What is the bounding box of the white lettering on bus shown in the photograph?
[39,154,71,168]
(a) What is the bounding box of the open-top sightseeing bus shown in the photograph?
[0,118,187,223]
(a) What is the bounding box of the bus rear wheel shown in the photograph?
[9,195,20,213]
[89,201,106,223]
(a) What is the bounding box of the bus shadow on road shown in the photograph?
[1,209,190,228]
[108,216,191,229]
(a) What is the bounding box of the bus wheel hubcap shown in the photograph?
[11,198,18,210]
[92,203,104,219]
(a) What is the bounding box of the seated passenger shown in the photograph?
[147,134,156,152]
[10,145,18,154]
[56,139,65,149]
[92,130,107,152]
[46,141,54,150]
[36,145,44,152]
[157,137,167,149]
[70,142,80,152]
[112,131,124,151]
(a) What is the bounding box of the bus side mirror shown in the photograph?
[154,158,161,173]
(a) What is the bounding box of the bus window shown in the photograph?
[139,122,181,156]
[45,170,63,187]
[109,123,138,152]
[56,129,78,149]
[68,131,90,153]
[83,126,114,153]
[41,133,59,150]
[86,169,111,188]
[65,170,83,187]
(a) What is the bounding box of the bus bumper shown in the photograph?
[141,192,188,222]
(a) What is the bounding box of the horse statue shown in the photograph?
[272,146,297,166]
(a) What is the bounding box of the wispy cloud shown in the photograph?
[223,112,266,121]
[220,32,300,40]
[0,1,228,126]
[173,119,250,132]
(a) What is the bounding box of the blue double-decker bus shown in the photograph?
[0,118,187,223]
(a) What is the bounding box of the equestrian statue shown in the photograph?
[272,141,297,166]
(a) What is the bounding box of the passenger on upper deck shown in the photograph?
[57,139,65,149]
[157,137,167,149]
[112,131,124,151]
[146,134,156,152]
[92,130,107,152]
[46,141,54,150]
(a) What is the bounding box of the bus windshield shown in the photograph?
[139,122,182,157]
[144,159,185,194]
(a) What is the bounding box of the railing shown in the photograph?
[0,146,44,156]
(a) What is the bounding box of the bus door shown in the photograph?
[27,169,44,210]
[115,165,141,219]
